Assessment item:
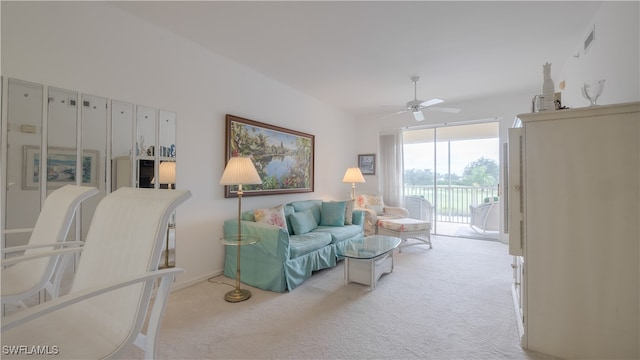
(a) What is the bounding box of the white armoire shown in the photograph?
[508,102,639,359]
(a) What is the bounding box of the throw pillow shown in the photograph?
[288,209,318,235]
[254,205,288,231]
[343,199,355,225]
[320,201,346,226]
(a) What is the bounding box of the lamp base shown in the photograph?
[224,288,251,303]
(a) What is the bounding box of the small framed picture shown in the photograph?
[358,154,375,175]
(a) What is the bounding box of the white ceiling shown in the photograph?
[114,1,603,119]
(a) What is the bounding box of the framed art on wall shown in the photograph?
[224,114,314,197]
[23,146,99,189]
[358,154,375,175]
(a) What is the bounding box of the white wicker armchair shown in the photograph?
[403,195,433,223]
[355,193,409,236]
[469,200,500,233]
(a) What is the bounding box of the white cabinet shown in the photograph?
[508,102,639,359]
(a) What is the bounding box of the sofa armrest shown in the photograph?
[223,219,290,261]
[384,206,409,218]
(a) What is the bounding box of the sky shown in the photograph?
[403,138,499,176]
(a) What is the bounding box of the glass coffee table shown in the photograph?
[337,235,401,289]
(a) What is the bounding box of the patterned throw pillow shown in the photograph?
[254,205,288,231]
[343,199,355,225]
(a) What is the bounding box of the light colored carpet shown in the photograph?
[124,236,556,360]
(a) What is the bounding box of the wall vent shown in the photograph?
[584,25,595,53]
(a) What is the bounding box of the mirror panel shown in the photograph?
[111,100,134,191]
[158,110,176,189]
[2,79,178,268]
[5,79,43,247]
[159,110,177,268]
[136,105,156,188]
[47,87,77,151]
[47,87,78,242]
[80,93,107,240]
[159,110,176,160]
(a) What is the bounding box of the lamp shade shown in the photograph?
[342,167,365,183]
[158,161,176,184]
[220,157,262,185]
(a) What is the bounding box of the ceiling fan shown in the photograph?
[389,76,461,121]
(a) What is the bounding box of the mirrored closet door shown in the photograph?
[1,78,178,270]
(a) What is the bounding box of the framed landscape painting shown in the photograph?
[23,146,99,189]
[224,114,314,197]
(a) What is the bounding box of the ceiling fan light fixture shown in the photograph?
[413,110,425,121]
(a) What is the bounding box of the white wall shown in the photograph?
[557,2,640,108]
[1,2,360,288]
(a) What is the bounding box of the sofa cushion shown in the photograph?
[289,209,318,235]
[344,199,355,225]
[314,224,362,244]
[289,200,322,224]
[320,201,346,226]
[254,205,288,231]
[289,232,332,258]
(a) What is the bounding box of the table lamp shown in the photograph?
[158,161,176,189]
[343,167,365,200]
[219,156,262,302]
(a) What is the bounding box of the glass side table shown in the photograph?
[220,235,259,302]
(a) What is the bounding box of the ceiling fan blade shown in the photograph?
[420,98,444,107]
[426,106,461,113]
[413,110,425,122]
[381,109,410,119]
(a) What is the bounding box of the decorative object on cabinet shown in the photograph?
[582,80,605,106]
[224,114,314,198]
[22,146,99,189]
[357,154,375,175]
[541,62,555,111]
[219,156,263,302]
[342,167,365,200]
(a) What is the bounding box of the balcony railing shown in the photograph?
[404,185,499,224]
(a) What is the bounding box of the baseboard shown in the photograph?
[171,270,223,292]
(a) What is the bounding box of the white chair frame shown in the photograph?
[2,185,99,310]
[1,187,191,359]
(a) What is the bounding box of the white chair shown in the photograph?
[1,187,191,359]
[403,195,433,223]
[355,193,409,236]
[2,185,99,309]
[469,200,500,233]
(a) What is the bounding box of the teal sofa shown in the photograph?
[224,199,365,293]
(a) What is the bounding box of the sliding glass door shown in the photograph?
[403,122,500,239]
